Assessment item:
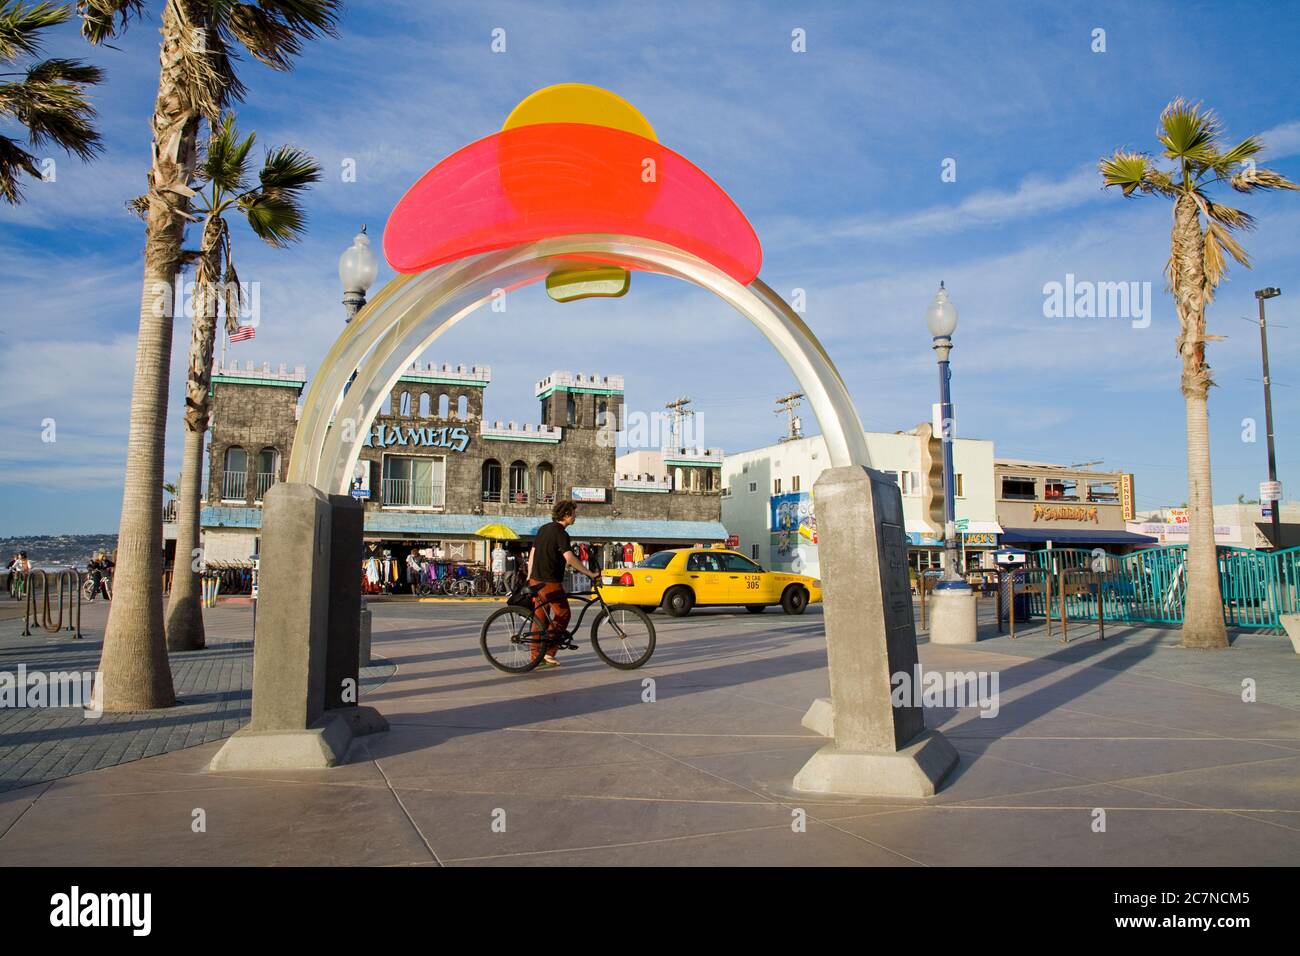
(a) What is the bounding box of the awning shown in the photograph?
[1001,528,1158,546]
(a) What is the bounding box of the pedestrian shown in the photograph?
[491,542,507,592]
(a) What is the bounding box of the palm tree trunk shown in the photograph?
[1172,192,1228,649]
[165,229,220,652]
[98,3,201,709]
[165,417,208,651]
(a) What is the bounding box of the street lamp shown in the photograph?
[926,281,967,589]
[339,225,379,322]
[1254,287,1282,549]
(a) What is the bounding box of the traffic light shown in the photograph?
[917,422,945,535]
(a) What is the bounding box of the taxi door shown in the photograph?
[684,551,726,605]
[720,552,769,603]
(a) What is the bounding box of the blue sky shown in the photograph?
[2,0,1299,534]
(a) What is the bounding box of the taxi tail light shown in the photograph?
[619,572,634,587]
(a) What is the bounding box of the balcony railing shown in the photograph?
[222,472,247,501]
[383,477,445,508]
[162,500,177,522]
[507,489,529,505]
[254,471,276,500]
[482,490,501,503]
[538,491,556,504]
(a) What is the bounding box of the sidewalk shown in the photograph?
[1,600,1297,865]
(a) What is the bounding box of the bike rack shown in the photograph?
[22,568,82,639]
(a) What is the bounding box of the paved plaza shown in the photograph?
[1,597,1297,865]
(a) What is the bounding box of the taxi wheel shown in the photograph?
[663,586,695,617]
[745,605,766,614]
[781,586,808,615]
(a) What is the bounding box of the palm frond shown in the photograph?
[1202,197,1255,231]
[1203,219,1251,293]
[0,0,68,63]
[0,62,102,159]
[240,189,306,247]
[1230,166,1300,193]
[75,0,144,45]
[24,56,103,85]
[199,114,255,193]
[1099,150,1158,196]
[0,130,40,203]
[258,144,321,194]
[224,0,341,72]
[1158,98,1221,165]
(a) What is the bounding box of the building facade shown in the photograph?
[721,430,999,578]
[200,362,726,571]
[994,459,1152,551]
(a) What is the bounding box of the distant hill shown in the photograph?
[1,534,118,570]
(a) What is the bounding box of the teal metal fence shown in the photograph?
[1023,546,1300,631]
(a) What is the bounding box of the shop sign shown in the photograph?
[571,487,606,502]
[962,532,997,546]
[365,424,470,452]
[1261,480,1282,503]
[1169,508,1189,524]
[726,534,740,548]
[1121,473,1135,521]
[1032,504,1099,523]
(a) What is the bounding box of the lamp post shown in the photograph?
[339,225,379,323]
[926,282,966,588]
[1254,287,1282,549]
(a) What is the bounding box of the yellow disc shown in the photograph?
[503,83,657,142]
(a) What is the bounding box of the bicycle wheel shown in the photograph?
[481,606,547,673]
[590,604,656,669]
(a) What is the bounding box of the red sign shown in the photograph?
[726,534,740,548]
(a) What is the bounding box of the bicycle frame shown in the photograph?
[525,582,628,643]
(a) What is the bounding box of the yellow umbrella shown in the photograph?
[474,523,519,541]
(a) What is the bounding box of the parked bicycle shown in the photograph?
[480,581,655,673]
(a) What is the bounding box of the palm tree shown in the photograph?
[166,115,320,651]
[1,0,103,203]
[1101,99,1298,649]
[77,0,339,710]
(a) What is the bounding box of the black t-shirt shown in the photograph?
[532,521,572,583]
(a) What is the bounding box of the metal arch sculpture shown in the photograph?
[289,83,871,491]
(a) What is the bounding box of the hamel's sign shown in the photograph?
[365,424,471,452]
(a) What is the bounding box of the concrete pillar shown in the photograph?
[325,495,363,708]
[794,466,958,797]
[209,483,384,772]
[359,605,373,666]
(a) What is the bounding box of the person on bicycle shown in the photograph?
[527,501,598,667]
[87,551,113,601]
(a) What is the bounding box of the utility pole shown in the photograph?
[664,396,694,451]
[1255,287,1282,549]
[775,391,804,443]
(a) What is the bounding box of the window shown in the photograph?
[722,553,761,573]
[419,393,430,417]
[457,395,468,420]
[482,459,502,502]
[882,470,900,488]
[254,447,278,500]
[222,446,247,500]
[399,391,412,416]
[792,475,801,492]
[438,394,449,418]
[636,551,676,569]
[1044,478,1077,501]
[774,478,782,494]
[381,392,392,415]
[537,462,555,504]
[686,552,724,572]
[1088,481,1119,502]
[566,394,576,425]
[1001,476,1036,500]
[508,460,529,503]
[751,544,760,561]
[382,455,445,508]
[596,400,608,427]
[955,473,965,498]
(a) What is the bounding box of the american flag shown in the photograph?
[229,325,256,343]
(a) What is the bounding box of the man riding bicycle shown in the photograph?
[527,501,598,667]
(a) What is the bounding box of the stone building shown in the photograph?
[200,361,726,570]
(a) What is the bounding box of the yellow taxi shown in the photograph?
[601,547,822,617]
